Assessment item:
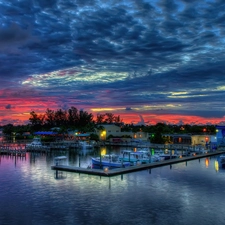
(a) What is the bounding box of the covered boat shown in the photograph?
[119,150,154,164]
[91,154,131,168]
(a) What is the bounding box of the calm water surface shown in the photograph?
[0,146,225,225]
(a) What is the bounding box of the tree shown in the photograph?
[2,124,14,135]
[96,113,105,124]
[105,113,114,123]
[114,115,123,125]
[77,110,94,128]
[45,108,55,127]
[29,111,45,130]
[68,107,79,126]
[54,109,67,126]
[89,133,99,141]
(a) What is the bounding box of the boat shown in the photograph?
[138,150,161,162]
[91,154,131,168]
[119,150,153,164]
[153,149,180,160]
[78,141,93,149]
[26,137,48,149]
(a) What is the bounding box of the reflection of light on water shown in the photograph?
[101,147,106,155]
[215,161,219,172]
[205,158,209,168]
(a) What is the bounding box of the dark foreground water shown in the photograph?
[0,147,225,225]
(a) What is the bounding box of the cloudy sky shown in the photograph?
[1,0,225,126]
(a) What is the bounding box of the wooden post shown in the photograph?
[79,154,81,167]
[100,153,102,168]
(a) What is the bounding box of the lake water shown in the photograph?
[0,146,225,225]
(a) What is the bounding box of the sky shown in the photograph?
[1,0,225,126]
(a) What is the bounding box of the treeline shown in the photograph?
[1,107,217,143]
[2,107,123,135]
[29,107,122,130]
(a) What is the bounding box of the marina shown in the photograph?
[51,150,225,176]
[1,143,225,225]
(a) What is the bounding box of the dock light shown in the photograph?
[104,167,109,172]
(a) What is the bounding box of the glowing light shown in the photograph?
[215,161,219,172]
[101,148,106,155]
[205,158,209,168]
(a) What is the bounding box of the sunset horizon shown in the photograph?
[1,0,225,127]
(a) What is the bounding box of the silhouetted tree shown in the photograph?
[29,111,45,130]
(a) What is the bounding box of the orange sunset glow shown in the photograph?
[1,0,225,126]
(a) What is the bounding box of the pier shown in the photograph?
[51,150,225,177]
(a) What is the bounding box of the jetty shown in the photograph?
[0,147,26,157]
[51,150,225,177]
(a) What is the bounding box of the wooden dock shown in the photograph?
[0,148,26,157]
[51,150,225,177]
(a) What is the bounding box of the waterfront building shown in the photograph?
[215,125,225,147]
[96,124,150,142]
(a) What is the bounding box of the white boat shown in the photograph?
[91,154,131,168]
[26,137,48,149]
[119,150,153,164]
[138,150,161,162]
[79,141,93,149]
[194,145,208,154]
[153,149,180,160]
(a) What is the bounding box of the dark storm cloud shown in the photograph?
[1,0,225,124]
[5,104,12,109]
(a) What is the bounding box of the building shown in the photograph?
[215,126,225,147]
[162,133,217,147]
[162,134,192,145]
[96,124,150,142]
[96,124,122,141]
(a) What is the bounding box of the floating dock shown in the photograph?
[51,150,225,177]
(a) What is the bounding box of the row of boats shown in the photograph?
[26,138,94,150]
[91,149,181,168]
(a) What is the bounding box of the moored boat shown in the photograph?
[91,154,131,168]
[26,137,48,149]
[119,150,153,164]
[79,141,93,149]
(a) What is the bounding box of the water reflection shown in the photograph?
[205,158,209,168]
[215,160,219,172]
[55,170,67,179]
[1,148,225,225]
